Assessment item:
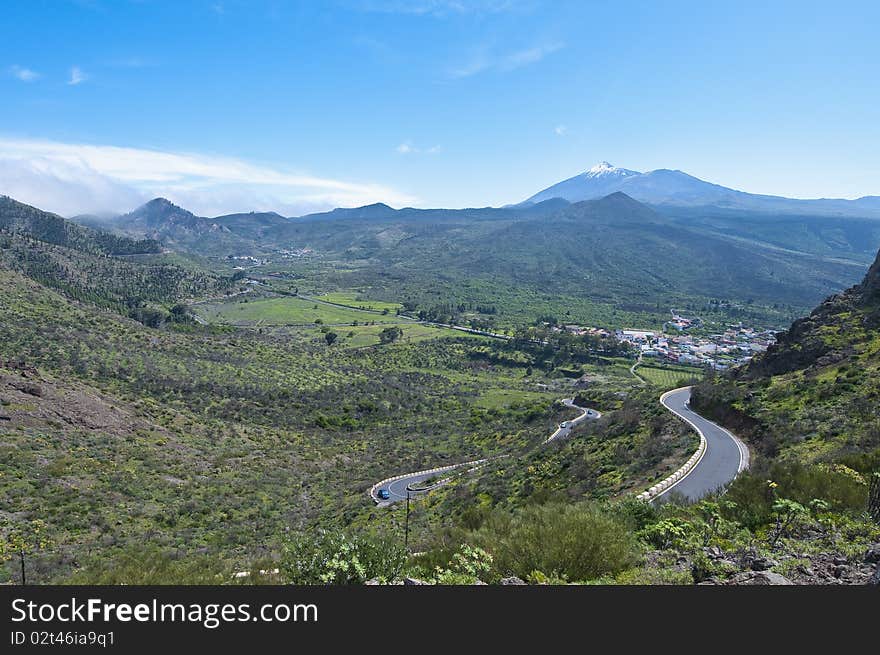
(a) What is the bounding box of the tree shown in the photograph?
[324,331,338,346]
[379,326,403,344]
[2,519,51,585]
[769,498,808,547]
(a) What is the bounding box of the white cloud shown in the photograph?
[395,141,441,155]
[554,124,567,136]
[449,41,563,78]
[499,42,563,70]
[68,66,88,85]
[0,137,418,217]
[9,65,40,82]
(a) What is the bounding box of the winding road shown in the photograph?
[370,399,598,504]
[369,386,748,506]
[653,386,749,502]
[543,399,600,444]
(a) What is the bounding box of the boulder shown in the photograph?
[403,577,429,586]
[750,557,778,571]
[727,571,793,586]
[500,576,527,585]
[863,544,880,565]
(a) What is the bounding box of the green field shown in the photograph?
[196,295,407,326]
[327,322,473,348]
[473,388,559,410]
[315,292,403,313]
[635,364,703,389]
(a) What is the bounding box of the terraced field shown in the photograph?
[635,364,703,389]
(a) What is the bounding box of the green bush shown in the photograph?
[689,550,738,583]
[281,530,406,584]
[473,502,639,582]
[63,544,229,584]
[430,544,494,584]
[725,462,868,530]
[638,518,698,551]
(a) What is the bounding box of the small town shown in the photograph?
[555,312,777,371]
[616,324,777,370]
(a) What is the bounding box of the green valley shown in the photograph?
[2,189,879,587]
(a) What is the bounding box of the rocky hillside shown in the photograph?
[97,198,259,255]
[0,195,236,315]
[741,247,880,378]
[1,195,160,255]
[691,246,880,465]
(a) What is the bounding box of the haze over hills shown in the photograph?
[10,165,880,330]
[0,195,161,256]
[524,162,880,217]
[0,195,233,311]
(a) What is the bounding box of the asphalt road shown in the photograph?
[372,399,597,504]
[381,462,485,503]
[543,399,600,444]
[656,387,749,502]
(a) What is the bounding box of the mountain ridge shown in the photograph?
[525,163,880,218]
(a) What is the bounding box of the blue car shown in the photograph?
[377,488,391,500]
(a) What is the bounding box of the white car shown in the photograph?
[560,422,570,428]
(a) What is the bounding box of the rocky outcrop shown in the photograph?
[692,545,880,586]
[860,249,880,303]
[726,571,793,585]
[500,576,527,585]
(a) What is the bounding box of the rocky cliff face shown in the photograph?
[861,247,880,302]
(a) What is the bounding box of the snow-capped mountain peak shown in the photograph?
[587,161,615,175]
[585,162,639,177]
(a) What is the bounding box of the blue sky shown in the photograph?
[1,0,878,216]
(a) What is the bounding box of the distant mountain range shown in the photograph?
[6,187,880,325]
[69,163,880,254]
[524,162,880,217]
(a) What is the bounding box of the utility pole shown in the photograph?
[404,488,411,551]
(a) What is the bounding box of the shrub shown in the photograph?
[64,544,229,584]
[725,462,868,530]
[474,502,639,582]
[613,497,659,531]
[639,518,697,550]
[281,530,405,584]
[431,544,494,584]
[690,551,737,583]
